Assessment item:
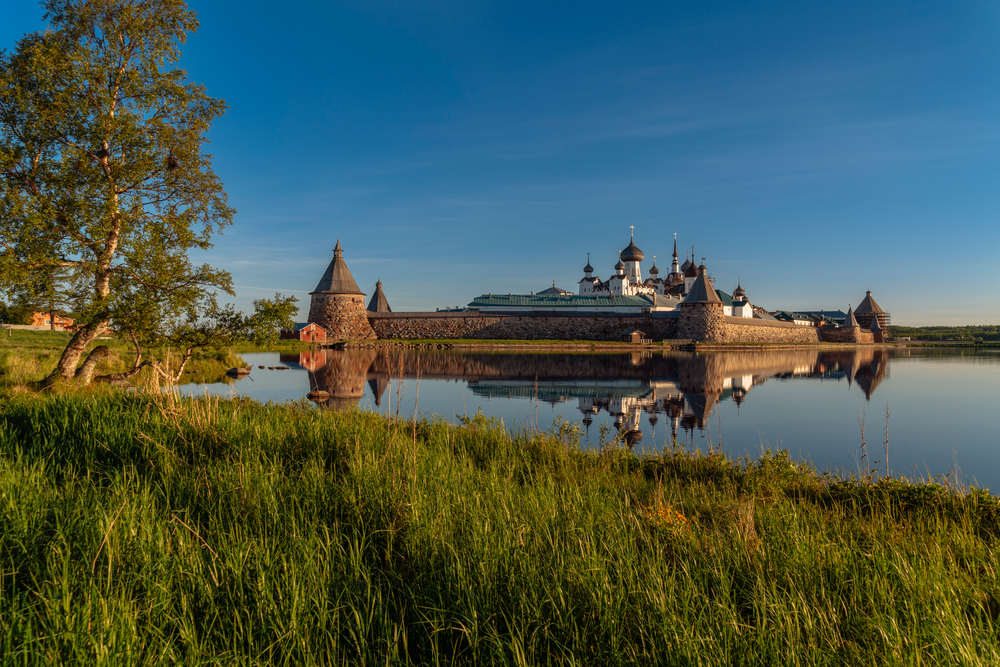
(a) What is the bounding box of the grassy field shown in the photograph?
[0,385,998,665]
[0,329,313,394]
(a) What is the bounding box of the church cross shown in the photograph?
[629,225,634,239]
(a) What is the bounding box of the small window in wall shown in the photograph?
[45,319,51,325]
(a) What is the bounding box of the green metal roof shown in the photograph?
[714,289,735,306]
[468,294,653,309]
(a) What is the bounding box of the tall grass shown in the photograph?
[0,390,998,665]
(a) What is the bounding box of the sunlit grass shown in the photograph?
[0,389,997,665]
[0,331,248,394]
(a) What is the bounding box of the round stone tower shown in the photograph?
[307,240,377,340]
[677,263,726,342]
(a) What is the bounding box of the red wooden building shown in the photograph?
[29,312,75,329]
[280,322,328,343]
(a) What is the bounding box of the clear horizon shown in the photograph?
[4,1,998,326]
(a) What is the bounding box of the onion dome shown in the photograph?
[680,257,692,272]
[648,257,659,275]
[683,260,698,278]
[733,278,746,299]
[620,238,644,263]
[583,253,594,274]
[614,258,624,271]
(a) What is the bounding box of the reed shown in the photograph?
[0,390,997,665]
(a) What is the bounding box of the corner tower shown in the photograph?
[678,263,726,342]
[307,240,376,340]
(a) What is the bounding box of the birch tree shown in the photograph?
[0,0,234,382]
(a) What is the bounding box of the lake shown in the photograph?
[182,346,1000,491]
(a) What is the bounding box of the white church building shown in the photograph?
[578,230,755,317]
[468,229,756,318]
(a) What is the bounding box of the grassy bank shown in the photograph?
[0,390,998,665]
[0,330,312,394]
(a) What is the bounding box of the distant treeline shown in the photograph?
[891,325,1000,341]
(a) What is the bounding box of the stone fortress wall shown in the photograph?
[312,242,883,346]
[368,311,679,341]
[819,326,874,344]
[366,308,848,344]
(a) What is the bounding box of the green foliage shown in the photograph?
[209,293,299,346]
[0,392,998,664]
[0,0,235,378]
[892,325,1000,341]
[0,300,33,325]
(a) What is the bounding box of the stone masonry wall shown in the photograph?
[819,326,874,344]
[363,310,874,344]
[369,312,678,341]
[676,303,727,342]
[308,294,376,340]
[723,316,823,344]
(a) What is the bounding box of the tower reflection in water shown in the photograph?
[281,347,889,441]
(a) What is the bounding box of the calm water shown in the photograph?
[184,347,1000,491]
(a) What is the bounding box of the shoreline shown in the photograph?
[327,338,907,352]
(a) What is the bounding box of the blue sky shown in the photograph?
[5,1,999,325]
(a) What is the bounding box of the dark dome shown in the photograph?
[680,258,692,271]
[584,262,594,273]
[733,282,746,298]
[683,262,698,278]
[620,239,644,262]
[648,262,659,275]
[614,259,624,271]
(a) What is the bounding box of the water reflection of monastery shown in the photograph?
[281,348,890,440]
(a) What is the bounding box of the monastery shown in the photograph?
[293,235,890,345]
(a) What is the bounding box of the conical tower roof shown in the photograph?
[869,314,882,332]
[367,280,392,313]
[843,307,859,328]
[682,264,722,304]
[855,291,884,314]
[312,240,364,295]
[368,377,388,406]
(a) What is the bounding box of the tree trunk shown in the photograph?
[52,320,109,381]
[75,346,109,386]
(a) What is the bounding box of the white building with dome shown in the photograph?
[577,231,757,318]
[465,229,758,318]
